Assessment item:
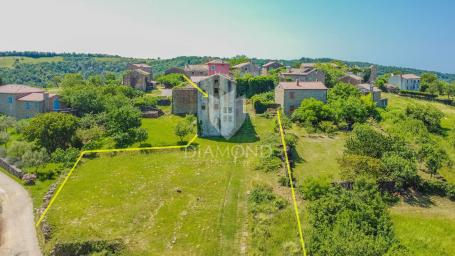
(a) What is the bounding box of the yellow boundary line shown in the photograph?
[183,75,208,97]
[277,110,307,256]
[35,134,198,227]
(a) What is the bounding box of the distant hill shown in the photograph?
[0,51,453,86]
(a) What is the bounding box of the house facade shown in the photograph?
[171,85,198,115]
[261,61,283,75]
[184,64,209,76]
[195,74,245,138]
[0,84,64,119]
[275,81,328,115]
[280,67,326,83]
[232,62,260,76]
[388,74,420,91]
[339,74,363,85]
[207,59,230,76]
[123,63,154,91]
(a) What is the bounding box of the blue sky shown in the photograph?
[1,0,455,73]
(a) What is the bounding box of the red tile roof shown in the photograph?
[0,84,44,94]
[401,74,420,79]
[278,81,327,90]
[17,93,45,102]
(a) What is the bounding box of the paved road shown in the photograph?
[0,171,42,256]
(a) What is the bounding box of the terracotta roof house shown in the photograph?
[232,62,260,76]
[123,63,154,91]
[261,61,283,75]
[184,64,209,76]
[0,84,64,119]
[275,81,328,115]
[388,73,420,91]
[280,67,326,83]
[164,67,186,75]
[339,74,363,85]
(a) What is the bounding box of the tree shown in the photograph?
[24,112,79,152]
[0,115,16,132]
[445,81,455,99]
[374,74,390,91]
[228,55,249,67]
[0,131,9,150]
[315,62,347,88]
[22,148,49,168]
[420,72,438,92]
[405,104,443,132]
[291,98,332,126]
[60,73,85,87]
[155,73,185,88]
[175,120,193,143]
[106,105,144,147]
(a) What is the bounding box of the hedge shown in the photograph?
[236,75,276,98]
[251,91,279,114]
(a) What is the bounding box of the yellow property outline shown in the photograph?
[35,134,198,227]
[277,110,307,256]
[183,75,209,97]
[35,91,306,255]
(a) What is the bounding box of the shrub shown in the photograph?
[236,75,276,98]
[251,91,277,114]
[156,73,185,88]
[291,98,332,126]
[299,177,330,200]
[405,104,443,132]
[133,95,157,111]
[51,147,80,167]
[256,155,282,172]
[319,121,337,134]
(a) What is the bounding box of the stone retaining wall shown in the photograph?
[0,158,23,178]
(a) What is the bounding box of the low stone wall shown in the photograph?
[0,158,24,178]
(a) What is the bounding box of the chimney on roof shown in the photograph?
[296,79,300,86]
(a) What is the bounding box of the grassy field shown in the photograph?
[391,196,455,256]
[42,111,301,255]
[0,56,64,68]
[136,114,189,147]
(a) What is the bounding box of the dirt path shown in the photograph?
[0,171,42,256]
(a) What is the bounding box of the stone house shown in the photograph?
[232,62,260,76]
[275,81,328,115]
[280,67,325,83]
[196,74,245,137]
[388,74,420,91]
[184,64,209,76]
[164,67,186,76]
[356,83,388,107]
[0,84,64,119]
[171,85,198,115]
[261,61,283,75]
[123,63,154,91]
[339,74,363,85]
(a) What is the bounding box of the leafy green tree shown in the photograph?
[106,105,144,147]
[156,73,185,88]
[61,85,105,115]
[175,120,193,143]
[308,179,403,256]
[291,98,332,126]
[328,82,361,101]
[228,55,249,67]
[0,131,9,150]
[0,115,16,132]
[374,74,390,91]
[405,104,443,132]
[418,143,449,178]
[51,147,80,167]
[60,73,85,87]
[445,81,455,99]
[6,140,35,164]
[22,148,49,168]
[315,62,346,88]
[419,72,438,92]
[381,154,418,188]
[24,112,79,152]
[236,75,276,98]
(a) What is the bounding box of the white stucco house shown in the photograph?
[193,74,245,138]
[388,74,420,91]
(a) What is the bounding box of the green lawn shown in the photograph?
[136,114,189,147]
[292,129,346,182]
[42,111,301,255]
[0,56,64,68]
[391,196,455,256]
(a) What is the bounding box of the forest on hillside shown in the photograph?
[0,51,454,87]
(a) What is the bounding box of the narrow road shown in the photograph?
[0,171,42,256]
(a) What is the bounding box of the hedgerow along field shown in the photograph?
[41,112,302,255]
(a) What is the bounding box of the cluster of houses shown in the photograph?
[0,59,422,138]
